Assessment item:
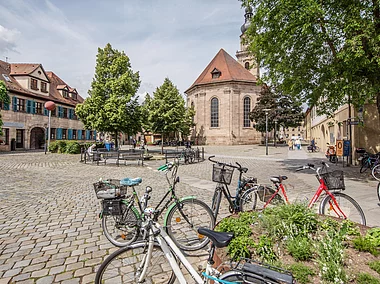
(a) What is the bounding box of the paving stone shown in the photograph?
[31,255,50,265]
[66,261,84,271]
[61,279,80,284]
[3,267,22,278]
[36,276,55,284]
[45,258,65,268]
[81,272,97,284]
[0,278,12,284]
[12,272,31,282]
[31,268,49,278]
[54,271,74,282]
[74,267,92,277]
[49,265,65,275]
[22,262,45,273]
[64,256,78,265]
[13,259,31,269]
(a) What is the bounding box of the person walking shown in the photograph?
[295,138,301,150]
[288,139,293,150]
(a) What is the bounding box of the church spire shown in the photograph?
[241,6,253,34]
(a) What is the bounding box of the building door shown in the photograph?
[16,129,24,149]
[30,127,45,149]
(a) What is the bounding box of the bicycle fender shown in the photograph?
[163,196,196,227]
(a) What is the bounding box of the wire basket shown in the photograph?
[320,170,345,190]
[93,179,128,199]
[212,164,234,185]
[102,199,123,216]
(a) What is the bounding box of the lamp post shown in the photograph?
[263,109,271,155]
[273,118,278,148]
[44,101,56,153]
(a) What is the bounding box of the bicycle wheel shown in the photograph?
[240,186,284,211]
[166,198,215,251]
[330,155,338,164]
[95,241,176,284]
[319,192,366,225]
[377,183,380,202]
[371,164,380,181]
[315,146,320,152]
[360,159,370,173]
[102,202,140,247]
[211,188,222,217]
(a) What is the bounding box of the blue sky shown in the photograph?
[0,0,246,100]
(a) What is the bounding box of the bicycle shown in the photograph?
[307,144,320,152]
[93,160,215,251]
[208,156,258,219]
[372,164,380,181]
[377,182,380,203]
[325,143,338,163]
[239,161,366,225]
[180,147,196,164]
[95,210,294,283]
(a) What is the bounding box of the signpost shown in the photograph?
[336,140,343,156]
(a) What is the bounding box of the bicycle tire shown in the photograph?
[315,146,320,153]
[377,183,380,202]
[211,188,222,218]
[371,164,380,181]
[240,186,284,211]
[319,192,366,225]
[166,198,215,251]
[102,202,140,247]
[360,159,370,173]
[330,155,338,164]
[95,241,176,284]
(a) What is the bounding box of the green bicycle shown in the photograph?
[94,160,215,251]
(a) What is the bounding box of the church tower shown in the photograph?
[236,6,259,78]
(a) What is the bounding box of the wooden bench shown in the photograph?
[117,149,144,166]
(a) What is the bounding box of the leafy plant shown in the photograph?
[48,141,59,152]
[356,273,380,284]
[286,235,313,261]
[255,235,277,263]
[228,236,255,260]
[65,141,81,154]
[288,263,315,284]
[369,260,380,275]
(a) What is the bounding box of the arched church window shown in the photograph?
[191,102,195,124]
[243,97,251,127]
[211,98,219,127]
[244,62,250,70]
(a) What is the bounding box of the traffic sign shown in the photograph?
[336,140,343,156]
[348,120,361,125]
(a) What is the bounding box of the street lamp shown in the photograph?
[273,118,278,148]
[44,101,56,153]
[263,109,271,155]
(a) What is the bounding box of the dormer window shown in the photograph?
[71,93,77,100]
[31,78,38,90]
[211,68,221,79]
[62,90,69,98]
[2,74,11,82]
[41,82,47,93]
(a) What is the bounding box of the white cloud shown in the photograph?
[0,25,20,54]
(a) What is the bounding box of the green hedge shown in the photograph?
[48,141,105,154]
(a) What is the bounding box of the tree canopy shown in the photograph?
[241,0,380,116]
[250,86,304,133]
[75,43,141,144]
[142,78,194,141]
[0,81,10,136]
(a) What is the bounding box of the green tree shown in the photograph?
[241,0,380,115]
[0,81,10,136]
[75,43,141,146]
[250,86,304,133]
[145,78,191,150]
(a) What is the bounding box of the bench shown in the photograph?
[117,149,144,166]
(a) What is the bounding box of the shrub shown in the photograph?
[286,235,313,261]
[56,140,67,153]
[65,141,81,154]
[48,141,59,153]
[255,235,277,263]
[288,263,315,284]
[353,236,379,256]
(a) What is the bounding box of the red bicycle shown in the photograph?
[239,162,366,225]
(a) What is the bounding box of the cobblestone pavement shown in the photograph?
[0,145,379,283]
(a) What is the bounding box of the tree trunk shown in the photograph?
[377,92,380,116]
[114,132,118,148]
[161,133,164,155]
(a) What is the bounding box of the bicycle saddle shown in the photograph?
[120,177,142,186]
[270,176,288,183]
[197,227,234,248]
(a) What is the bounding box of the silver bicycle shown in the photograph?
[95,213,294,283]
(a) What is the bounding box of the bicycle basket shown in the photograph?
[93,179,128,199]
[212,164,234,185]
[320,170,345,190]
[102,199,123,216]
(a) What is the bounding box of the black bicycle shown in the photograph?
[94,160,215,251]
[208,156,258,219]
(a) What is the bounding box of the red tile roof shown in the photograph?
[186,48,258,93]
[0,60,83,106]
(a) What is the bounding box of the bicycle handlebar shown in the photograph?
[208,156,248,173]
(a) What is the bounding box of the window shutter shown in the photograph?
[26,100,32,113]
[4,98,10,110]
[77,129,82,140]
[57,128,62,140]
[68,129,73,140]
[44,107,48,116]
[86,130,90,140]
[93,130,97,140]
[58,106,63,118]
[12,96,17,111]
[32,101,36,114]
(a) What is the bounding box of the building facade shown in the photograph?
[0,60,94,152]
[185,8,262,145]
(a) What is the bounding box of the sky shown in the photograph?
[0,0,246,101]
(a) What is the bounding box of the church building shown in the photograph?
[185,7,262,145]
